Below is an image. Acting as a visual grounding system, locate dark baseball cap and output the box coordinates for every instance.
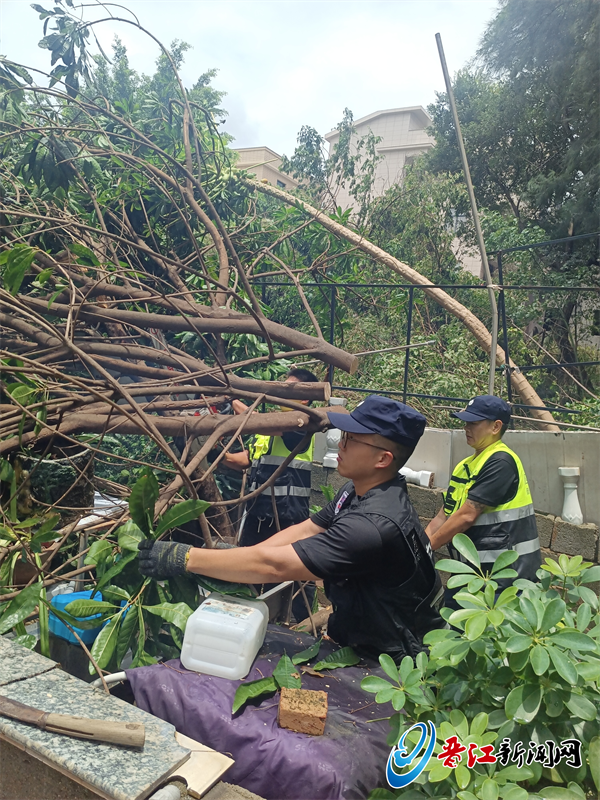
[327,395,427,448]
[453,395,512,424]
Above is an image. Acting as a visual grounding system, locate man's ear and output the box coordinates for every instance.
[375,450,396,470]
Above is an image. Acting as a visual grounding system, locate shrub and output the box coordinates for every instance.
[361,536,600,799]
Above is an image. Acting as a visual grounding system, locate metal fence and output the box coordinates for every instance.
[260,231,600,415]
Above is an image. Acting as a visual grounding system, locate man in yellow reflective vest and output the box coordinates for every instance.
[426,395,541,594]
[223,368,318,618]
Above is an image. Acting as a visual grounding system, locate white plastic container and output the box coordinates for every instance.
[181,593,269,680]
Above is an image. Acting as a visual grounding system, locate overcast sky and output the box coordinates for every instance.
[0,0,498,155]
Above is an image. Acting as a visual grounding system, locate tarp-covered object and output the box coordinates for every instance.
[126,625,393,800]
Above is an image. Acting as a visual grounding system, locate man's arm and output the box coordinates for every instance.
[186,542,318,583]
[222,450,250,471]
[138,518,325,582]
[426,499,486,551]
[425,507,446,539]
[258,518,325,548]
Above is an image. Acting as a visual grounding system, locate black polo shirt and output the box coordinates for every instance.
[293,480,413,585]
[292,476,442,663]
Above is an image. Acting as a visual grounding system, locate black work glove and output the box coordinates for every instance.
[138,540,191,579]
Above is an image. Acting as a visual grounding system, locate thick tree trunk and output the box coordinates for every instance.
[245,178,560,431]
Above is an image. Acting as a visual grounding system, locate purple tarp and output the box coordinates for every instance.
[126,625,393,800]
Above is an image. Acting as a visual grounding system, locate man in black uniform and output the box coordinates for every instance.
[139,396,444,663]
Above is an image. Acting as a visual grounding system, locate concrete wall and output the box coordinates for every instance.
[310,464,599,565]
[404,427,600,529]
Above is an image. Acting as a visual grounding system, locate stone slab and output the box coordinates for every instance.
[407,484,444,519]
[535,513,555,549]
[0,635,57,687]
[551,518,599,561]
[205,783,265,800]
[0,667,190,800]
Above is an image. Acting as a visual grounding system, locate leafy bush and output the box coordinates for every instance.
[361,536,600,799]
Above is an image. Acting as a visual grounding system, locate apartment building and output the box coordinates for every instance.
[234,146,299,191]
[324,106,435,210]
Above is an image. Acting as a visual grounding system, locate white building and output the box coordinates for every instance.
[324,106,435,210]
[234,146,299,192]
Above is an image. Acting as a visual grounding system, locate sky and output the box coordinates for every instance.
[0,0,498,156]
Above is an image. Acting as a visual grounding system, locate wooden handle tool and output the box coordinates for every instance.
[0,695,145,748]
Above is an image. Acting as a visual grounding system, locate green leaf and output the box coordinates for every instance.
[94,550,137,594]
[391,691,406,711]
[427,762,452,782]
[576,659,600,680]
[505,683,542,724]
[67,242,100,266]
[84,539,113,566]
[576,602,592,632]
[481,779,499,800]
[451,533,481,568]
[89,613,121,675]
[506,634,533,652]
[313,646,360,671]
[115,606,137,667]
[488,608,505,626]
[539,789,586,800]
[45,602,113,630]
[546,645,578,684]
[117,520,145,551]
[232,676,277,714]
[273,653,301,689]
[2,245,35,295]
[539,597,566,632]
[455,764,471,790]
[530,644,550,676]
[128,470,159,535]
[543,688,564,717]
[0,583,40,634]
[581,565,600,584]
[155,499,211,537]
[142,602,193,632]
[291,638,322,665]
[589,736,600,790]
[379,653,399,682]
[64,599,118,617]
[14,633,36,650]
[361,675,394,693]
[101,585,131,605]
[491,550,519,573]
[435,559,477,575]
[465,612,488,640]
[550,630,597,651]
[374,686,396,704]
[470,712,489,737]
[565,692,597,721]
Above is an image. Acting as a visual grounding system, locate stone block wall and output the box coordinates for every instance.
[310,465,600,566]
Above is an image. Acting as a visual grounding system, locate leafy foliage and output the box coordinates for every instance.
[361,549,600,798]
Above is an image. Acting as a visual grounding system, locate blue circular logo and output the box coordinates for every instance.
[386,721,436,789]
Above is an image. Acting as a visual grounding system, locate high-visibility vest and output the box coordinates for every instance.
[247,434,314,522]
[444,440,541,584]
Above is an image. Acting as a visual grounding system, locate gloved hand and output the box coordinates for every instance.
[138,540,192,578]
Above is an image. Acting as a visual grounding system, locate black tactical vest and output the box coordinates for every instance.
[325,477,445,664]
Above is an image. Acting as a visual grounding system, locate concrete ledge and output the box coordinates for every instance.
[310,465,600,565]
[551,518,599,562]
[535,514,556,549]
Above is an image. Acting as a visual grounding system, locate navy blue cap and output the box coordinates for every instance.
[453,395,512,424]
[327,395,426,448]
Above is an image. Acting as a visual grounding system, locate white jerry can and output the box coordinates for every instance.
[181,593,269,680]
